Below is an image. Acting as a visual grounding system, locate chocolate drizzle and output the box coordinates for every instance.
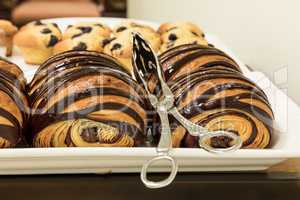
[0,58,28,147]
[158,44,274,149]
[29,51,150,147]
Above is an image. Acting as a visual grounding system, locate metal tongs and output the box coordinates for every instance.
[132,33,242,189]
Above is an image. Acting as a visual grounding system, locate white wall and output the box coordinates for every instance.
[128,0,300,105]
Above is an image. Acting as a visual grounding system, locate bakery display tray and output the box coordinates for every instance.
[0,17,299,174]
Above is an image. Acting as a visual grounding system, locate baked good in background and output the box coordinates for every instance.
[104,28,161,74]
[158,21,205,37]
[160,28,205,44]
[160,34,209,52]
[159,22,208,53]
[113,21,156,36]
[54,22,112,55]
[54,34,105,54]
[0,20,18,57]
[62,22,112,40]
[156,44,273,149]
[28,51,150,147]
[13,20,62,64]
[0,57,29,148]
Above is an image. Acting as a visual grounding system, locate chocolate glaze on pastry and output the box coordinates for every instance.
[156,44,273,149]
[29,51,150,147]
[0,58,29,148]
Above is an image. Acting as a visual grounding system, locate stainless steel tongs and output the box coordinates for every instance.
[132,33,242,189]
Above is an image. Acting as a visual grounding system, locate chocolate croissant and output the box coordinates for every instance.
[158,44,274,149]
[29,51,150,147]
[0,57,28,148]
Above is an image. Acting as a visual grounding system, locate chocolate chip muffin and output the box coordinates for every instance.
[113,21,156,36]
[104,29,161,74]
[158,21,205,37]
[160,27,205,43]
[13,20,62,64]
[54,22,112,55]
[63,22,112,40]
[54,34,106,55]
[0,20,18,57]
[160,36,209,52]
[159,23,208,53]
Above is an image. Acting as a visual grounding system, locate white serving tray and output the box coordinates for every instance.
[0,17,299,175]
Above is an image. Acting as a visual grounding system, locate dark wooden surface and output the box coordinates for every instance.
[0,172,299,200]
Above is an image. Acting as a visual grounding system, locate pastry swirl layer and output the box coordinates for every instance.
[29,51,150,147]
[157,44,274,149]
[0,57,28,147]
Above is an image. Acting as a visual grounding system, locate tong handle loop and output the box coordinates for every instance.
[141,155,178,189]
[169,107,242,153]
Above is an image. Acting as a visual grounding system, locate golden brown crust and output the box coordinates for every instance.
[53,34,105,55]
[104,29,161,73]
[53,22,112,55]
[158,22,208,53]
[0,20,18,35]
[113,21,156,35]
[160,37,208,53]
[30,51,149,147]
[158,44,273,149]
[13,21,62,64]
[158,21,205,37]
[0,20,18,57]
[63,22,112,40]
[0,59,28,148]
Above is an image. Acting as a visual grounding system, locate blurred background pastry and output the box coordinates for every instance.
[160,35,209,52]
[159,22,208,53]
[29,51,150,147]
[62,22,112,40]
[113,20,156,35]
[158,21,205,37]
[0,19,18,57]
[104,25,161,74]
[0,57,29,148]
[54,34,105,55]
[13,20,62,64]
[54,22,112,55]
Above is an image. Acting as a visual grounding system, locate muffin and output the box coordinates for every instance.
[63,22,112,40]
[0,20,18,57]
[160,36,209,52]
[113,21,156,36]
[13,21,62,64]
[53,22,112,55]
[54,34,106,54]
[104,29,161,74]
[160,28,205,43]
[19,20,58,30]
[158,21,205,37]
